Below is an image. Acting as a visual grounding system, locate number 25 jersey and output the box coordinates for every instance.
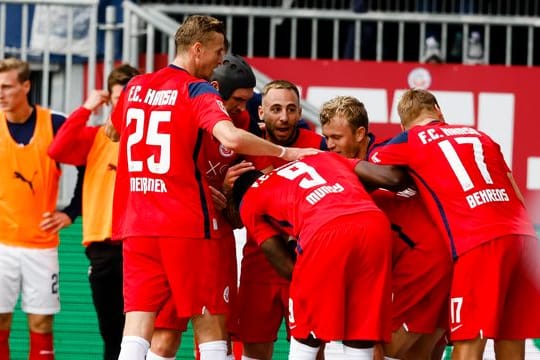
[111,65,231,240]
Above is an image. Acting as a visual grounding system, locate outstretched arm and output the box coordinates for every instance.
[260,235,295,281]
[354,160,410,192]
[212,120,320,162]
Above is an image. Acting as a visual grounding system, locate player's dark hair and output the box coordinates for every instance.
[232,169,264,209]
[107,63,140,94]
[211,54,256,100]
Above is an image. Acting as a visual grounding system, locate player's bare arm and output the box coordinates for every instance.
[354,160,410,192]
[83,89,110,112]
[212,120,320,161]
[260,235,295,281]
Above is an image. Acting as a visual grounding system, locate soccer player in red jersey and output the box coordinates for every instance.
[106,16,318,360]
[148,54,258,360]
[234,80,327,360]
[368,89,540,360]
[231,151,400,360]
[320,96,452,359]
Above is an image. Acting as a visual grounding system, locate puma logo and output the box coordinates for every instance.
[107,163,117,171]
[14,171,37,194]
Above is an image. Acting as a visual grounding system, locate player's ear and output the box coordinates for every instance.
[210,80,219,92]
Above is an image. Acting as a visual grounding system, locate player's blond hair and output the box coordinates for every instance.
[0,58,30,83]
[398,89,440,128]
[261,80,300,105]
[320,96,369,132]
[175,15,226,53]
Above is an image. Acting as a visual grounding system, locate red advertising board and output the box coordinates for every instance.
[248,58,540,224]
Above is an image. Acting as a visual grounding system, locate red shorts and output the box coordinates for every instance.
[123,236,228,318]
[391,226,452,333]
[289,212,393,342]
[236,281,290,343]
[154,298,189,331]
[450,235,540,341]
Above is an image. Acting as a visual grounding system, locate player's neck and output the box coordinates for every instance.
[414,116,443,127]
[4,103,33,124]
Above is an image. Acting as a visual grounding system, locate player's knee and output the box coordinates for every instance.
[150,329,182,357]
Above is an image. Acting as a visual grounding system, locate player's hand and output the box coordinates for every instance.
[281,147,321,162]
[209,186,227,211]
[40,211,72,233]
[82,89,110,112]
[223,161,255,195]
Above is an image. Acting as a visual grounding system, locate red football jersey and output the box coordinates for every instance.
[201,110,251,236]
[241,128,327,284]
[369,122,536,257]
[239,152,381,250]
[111,65,231,239]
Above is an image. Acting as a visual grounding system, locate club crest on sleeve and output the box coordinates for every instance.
[218,144,234,157]
[216,99,229,116]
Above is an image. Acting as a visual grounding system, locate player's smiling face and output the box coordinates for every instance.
[259,88,302,145]
[322,115,364,159]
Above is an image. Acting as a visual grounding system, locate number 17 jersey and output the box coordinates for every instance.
[369,122,536,258]
[111,65,231,240]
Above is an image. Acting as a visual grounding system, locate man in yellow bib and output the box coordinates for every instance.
[0,58,81,360]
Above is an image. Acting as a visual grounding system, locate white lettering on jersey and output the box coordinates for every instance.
[305,183,344,205]
[143,89,178,106]
[130,177,168,193]
[465,188,509,209]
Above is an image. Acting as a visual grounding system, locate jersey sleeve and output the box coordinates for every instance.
[240,198,281,246]
[188,81,231,134]
[48,107,99,165]
[368,132,411,166]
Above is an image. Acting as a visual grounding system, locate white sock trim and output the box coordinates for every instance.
[342,344,374,360]
[118,336,150,360]
[199,340,228,360]
[146,349,176,360]
[289,337,320,360]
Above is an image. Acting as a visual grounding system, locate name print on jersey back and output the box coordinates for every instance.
[370,122,536,256]
[417,127,510,209]
[414,125,511,209]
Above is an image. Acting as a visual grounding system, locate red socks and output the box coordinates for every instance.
[0,329,9,359]
[29,331,54,360]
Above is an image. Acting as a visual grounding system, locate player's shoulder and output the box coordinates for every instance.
[295,127,324,147]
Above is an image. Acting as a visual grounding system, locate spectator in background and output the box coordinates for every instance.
[0,57,81,360]
[48,63,141,360]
